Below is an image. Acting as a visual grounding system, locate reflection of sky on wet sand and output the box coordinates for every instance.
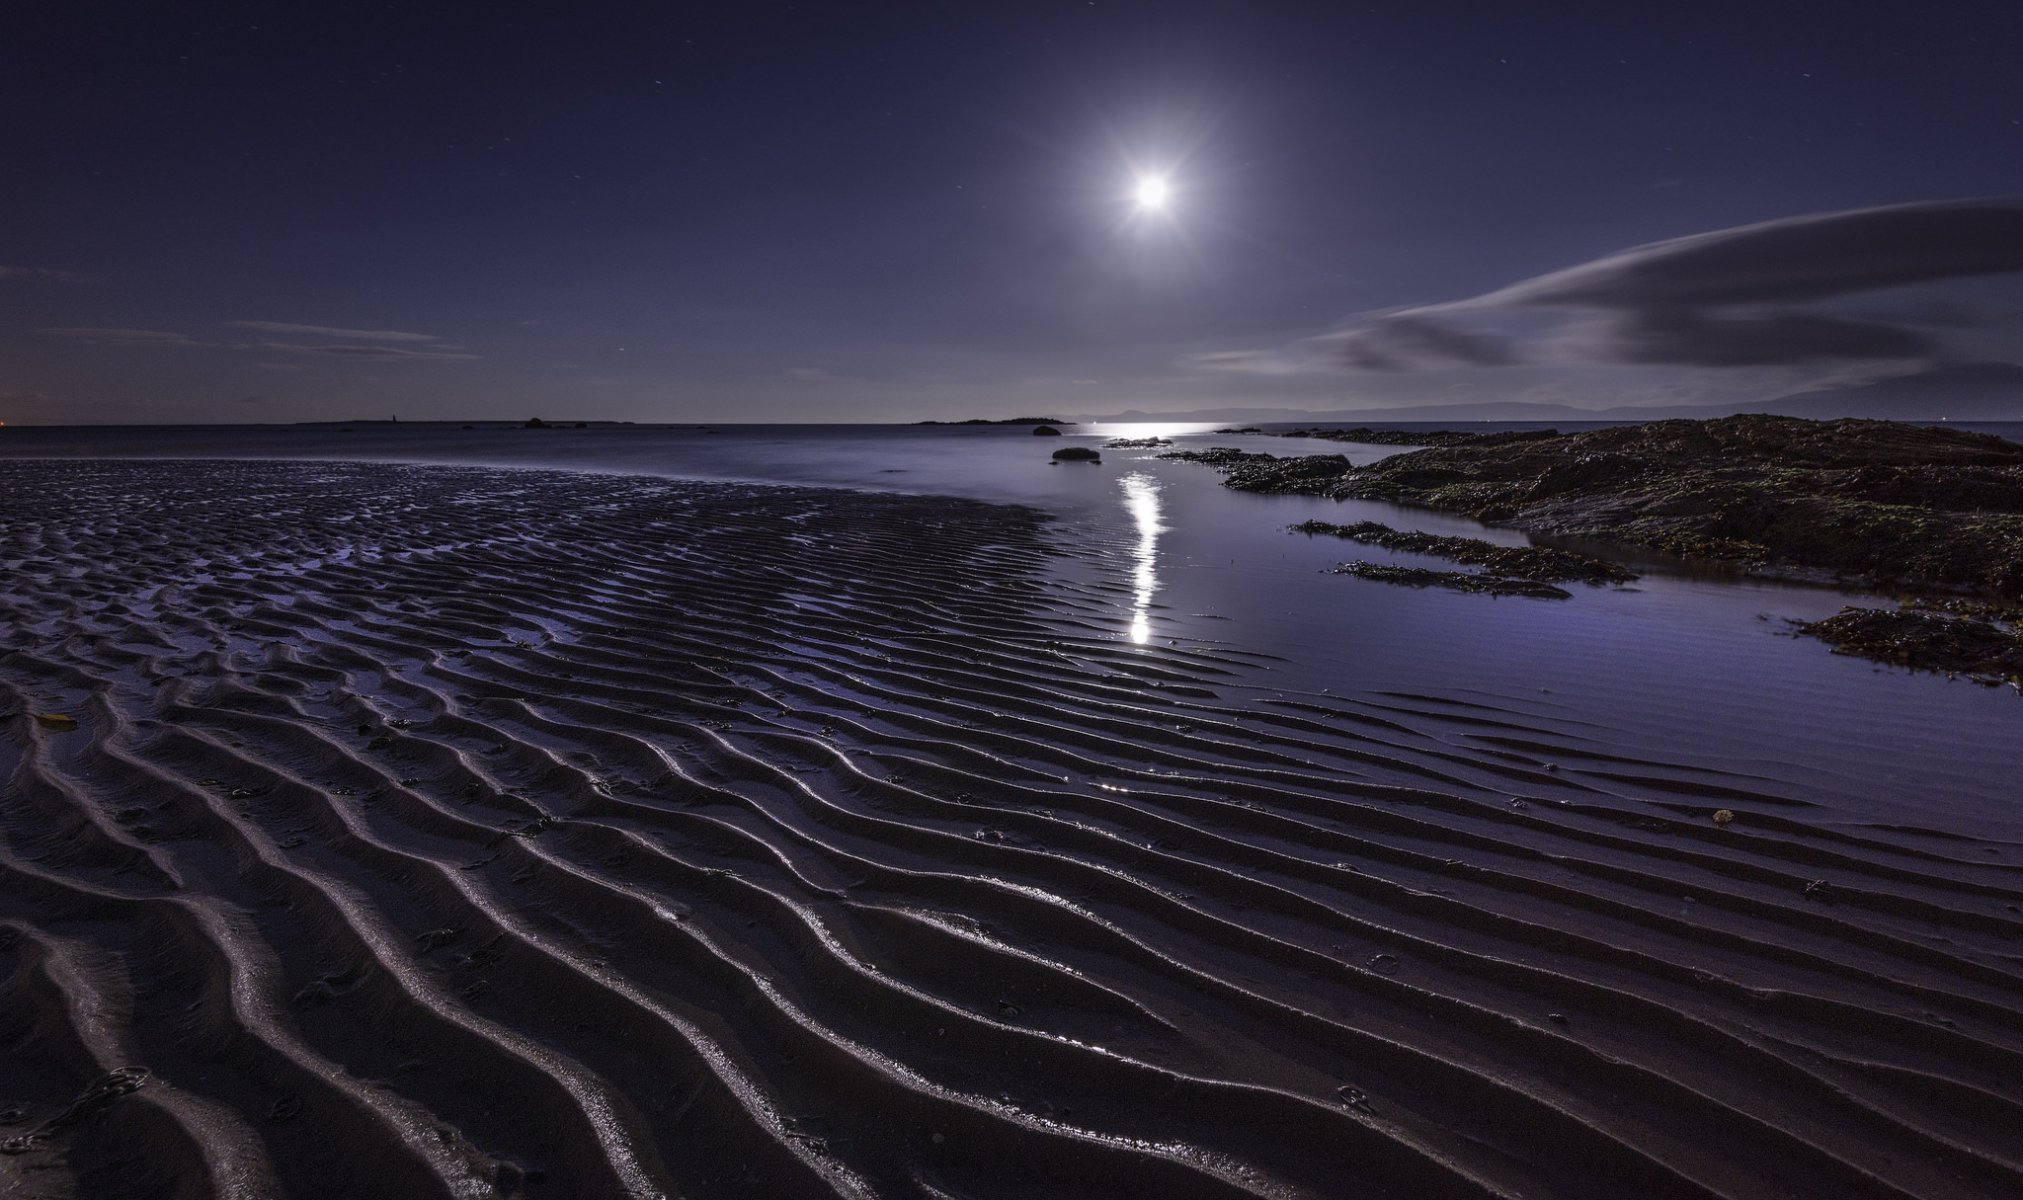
[1119,472,1162,644]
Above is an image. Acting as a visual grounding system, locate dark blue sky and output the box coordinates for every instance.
[5,1,2021,422]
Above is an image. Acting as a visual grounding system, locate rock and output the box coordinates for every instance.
[1194,414,2023,678]
[1319,415,2023,595]
[1796,604,2023,677]
[1032,425,1063,436]
[523,417,548,429]
[1330,563,1574,600]
[1050,447,1101,463]
[1222,454,1353,493]
[1157,447,1276,467]
[1290,519,1636,585]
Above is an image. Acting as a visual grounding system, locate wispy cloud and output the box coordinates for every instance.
[1475,200,2023,311]
[39,323,476,361]
[1313,313,1517,371]
[224,320,444,342]
[39,327,218,348]
[1588,308,1936,367]
[1176,350,1309,376]
[0,265,97,284]
[1211,200,2023,375]
[260,341,476,361]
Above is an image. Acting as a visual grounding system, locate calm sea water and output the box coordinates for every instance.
[5,420,2018,830]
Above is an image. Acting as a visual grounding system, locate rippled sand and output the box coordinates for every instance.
[2,460,2019,1199]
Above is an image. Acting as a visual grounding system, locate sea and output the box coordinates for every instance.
[4,419,2017,833]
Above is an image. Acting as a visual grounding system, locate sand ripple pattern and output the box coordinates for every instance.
[2,460,2020,1199]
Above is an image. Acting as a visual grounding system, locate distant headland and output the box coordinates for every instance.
[912,417,1075,426]
[297,419,638,429]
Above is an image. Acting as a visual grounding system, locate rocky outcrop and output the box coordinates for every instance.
[1310,416,2023,598]
[1291,520,1636,585]
[1222,454,1353,492]
[1328,563,1574,599]
[1194,415,2023,677]
[1157,447,1275,467]
[1798,603,2023,684]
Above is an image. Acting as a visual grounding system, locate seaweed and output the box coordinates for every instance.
[1796,606,2023,681]
[1328,562,1574,599]
[1290,520,1636,584]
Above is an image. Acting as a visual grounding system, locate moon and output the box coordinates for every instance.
[1133,175,1171,212]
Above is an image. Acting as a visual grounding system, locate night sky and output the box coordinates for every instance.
[5,1,2022,424]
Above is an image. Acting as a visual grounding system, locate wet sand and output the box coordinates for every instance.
[2,459,2020,1199]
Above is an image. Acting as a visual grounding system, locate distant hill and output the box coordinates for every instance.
[914,416,1074,426]
[1088,361,2023,425]
[1095,401,1595,424]
[1757,362,2023,421]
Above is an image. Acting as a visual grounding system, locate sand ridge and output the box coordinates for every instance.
[2,460,2020,1198]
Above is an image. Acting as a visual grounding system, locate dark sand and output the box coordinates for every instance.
[2,460,2021,1198]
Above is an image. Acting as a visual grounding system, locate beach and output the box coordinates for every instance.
[3,448,2021,1198]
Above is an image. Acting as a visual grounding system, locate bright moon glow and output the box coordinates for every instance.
[1133,175,1170,211]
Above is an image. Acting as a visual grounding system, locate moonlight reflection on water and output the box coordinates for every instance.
[1120,471,1163,644]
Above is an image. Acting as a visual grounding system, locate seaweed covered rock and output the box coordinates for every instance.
[1291,520,1636,585]
[1311,416,2023,596]
[1798,606,2023,680]
[1157,447,1276,467]
[1221,454,1353,492]
[1329,562,1574,599]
